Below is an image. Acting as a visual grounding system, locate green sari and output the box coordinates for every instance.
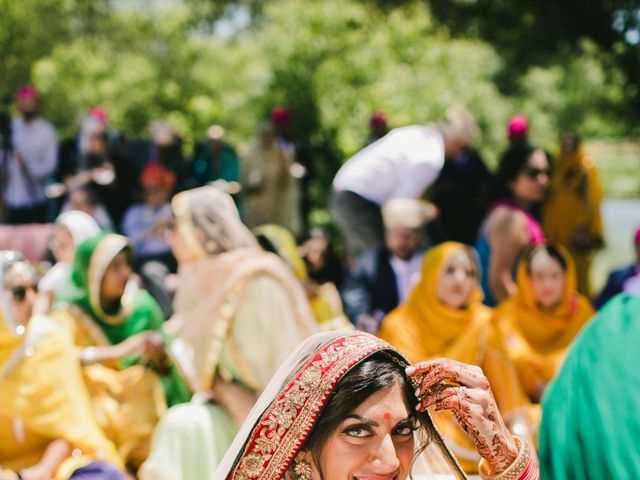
[540,294,640,479]
[54,233,190,406]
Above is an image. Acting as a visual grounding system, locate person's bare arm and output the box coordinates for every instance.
[211,378,258,427]
[487,208,530,303]
[18,439,71,480]
[80,331,151,365]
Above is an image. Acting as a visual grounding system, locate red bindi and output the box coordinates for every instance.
[383,412,391,420]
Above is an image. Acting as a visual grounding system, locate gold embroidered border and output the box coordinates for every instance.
[231,334,400,480]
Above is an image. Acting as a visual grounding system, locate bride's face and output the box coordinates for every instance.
[310,383,416,480]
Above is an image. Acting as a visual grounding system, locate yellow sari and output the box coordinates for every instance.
[543,148,604,295]
[0,311,122,479]
[379,242,531,473]
[495,245,595,403]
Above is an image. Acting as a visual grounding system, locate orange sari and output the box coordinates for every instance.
[380,242,532,473]
[495,245,595,403]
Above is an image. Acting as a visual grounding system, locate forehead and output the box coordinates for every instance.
[351,384,410,420]
[4,262,35,286]
[526,149,549,169]
[443,250,473,270]
[529,250,562,273]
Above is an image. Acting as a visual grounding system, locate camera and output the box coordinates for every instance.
[0,110,12,152]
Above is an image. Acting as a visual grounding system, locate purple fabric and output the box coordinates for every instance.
[69,462,124,480]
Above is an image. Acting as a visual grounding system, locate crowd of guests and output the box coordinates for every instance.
[1,84,639,480]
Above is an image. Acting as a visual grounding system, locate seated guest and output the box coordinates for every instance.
[380,242,533,473]
[341,198,435,333]
[35,210,101,314]
[139,187,317,480]
[0,252,124,480]
[215,331,539,479]
[495,244,594,403]
[51,233,189,471]
[595,226,640,309]
[298,227,345,289]
[121,163,176,319]
[63,186,114,231]
[476,144,549,306]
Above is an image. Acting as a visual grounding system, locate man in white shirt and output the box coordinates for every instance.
[331,106,478,259]
[341,198,435,333]
[1,86,57,224]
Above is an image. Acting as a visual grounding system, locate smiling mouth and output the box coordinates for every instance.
[353,474,399,480]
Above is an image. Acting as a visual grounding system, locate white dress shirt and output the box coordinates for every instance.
[389,252,424,303]
[3,117,57,208]
[333,125,444,205]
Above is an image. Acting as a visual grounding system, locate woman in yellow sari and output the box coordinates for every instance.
[0,253,124,480]
[253,223,351,331]
[379,242,533,474]
[542,131,604,296]
[51,234,187,471]
[494,243,595,404]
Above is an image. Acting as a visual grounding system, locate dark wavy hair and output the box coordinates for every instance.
[300,351,432,479]
[525,244,568,274]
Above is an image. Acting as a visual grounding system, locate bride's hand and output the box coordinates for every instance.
[406,358,519,474]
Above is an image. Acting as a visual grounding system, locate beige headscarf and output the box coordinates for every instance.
[171,186,258,258]
[169,186,316,394]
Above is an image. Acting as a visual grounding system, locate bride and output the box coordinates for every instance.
[215,331,538,479]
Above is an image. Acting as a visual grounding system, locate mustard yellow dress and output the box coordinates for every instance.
[379,242,533,473]
[494,246,595,403]
[0,311,123,479]
[543,148,604,296]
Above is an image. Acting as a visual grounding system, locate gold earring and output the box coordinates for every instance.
[294,460,312,480]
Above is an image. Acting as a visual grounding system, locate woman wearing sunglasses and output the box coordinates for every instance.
[476,143,550,306]
[1,252,125,480]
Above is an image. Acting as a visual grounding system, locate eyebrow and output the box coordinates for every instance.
[344,414,412,427]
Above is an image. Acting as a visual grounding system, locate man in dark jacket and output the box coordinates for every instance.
[341,198,436,332]
[595,226,640,309]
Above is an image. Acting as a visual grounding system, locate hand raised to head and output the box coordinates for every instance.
[406,358,518,474]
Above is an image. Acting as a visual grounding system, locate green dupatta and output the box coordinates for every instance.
[55,233,190,405]
[540,294,640,479]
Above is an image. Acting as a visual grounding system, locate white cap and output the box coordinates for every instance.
[382,199,438,229]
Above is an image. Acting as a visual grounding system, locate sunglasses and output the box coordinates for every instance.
[523,166,550,180]
[7,284,37,302]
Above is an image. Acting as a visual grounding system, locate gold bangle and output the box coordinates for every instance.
[479,437,533,480]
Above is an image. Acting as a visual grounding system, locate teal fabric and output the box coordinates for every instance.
[540,294,640,479]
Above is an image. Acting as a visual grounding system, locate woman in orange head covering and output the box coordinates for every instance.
[495,243,595,404]
[379,242,532,474]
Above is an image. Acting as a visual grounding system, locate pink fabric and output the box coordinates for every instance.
[634,226,640,245]
[16,85,39,99]
[369,112,387,126]
[271,107,293,127]
[90,106,108,124]
[493,200,545,245]
[508,114,528,137]
[0,224,54,261]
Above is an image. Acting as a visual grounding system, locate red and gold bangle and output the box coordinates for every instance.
[478,437,539,480]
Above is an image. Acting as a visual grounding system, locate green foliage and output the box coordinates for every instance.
[2,0,637,213]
